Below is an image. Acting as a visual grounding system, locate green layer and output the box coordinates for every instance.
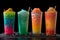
[3,12,15,18]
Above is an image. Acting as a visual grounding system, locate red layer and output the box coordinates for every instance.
[4,25,14,35]
[46,29,56,35]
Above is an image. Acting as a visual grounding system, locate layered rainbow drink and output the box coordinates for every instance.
[31,8,43,34]
[18,9,29,35]
[3,8,15,35]
[45,7,57,36]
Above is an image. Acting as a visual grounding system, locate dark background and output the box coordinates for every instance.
[0,0,60,34]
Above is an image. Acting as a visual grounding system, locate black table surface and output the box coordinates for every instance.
[0,32,60,40]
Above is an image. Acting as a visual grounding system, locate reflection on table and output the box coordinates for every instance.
[3,38,15,40]
[46,37,56,40]
[1,37,60,40]
[17,37,28,40]
[32,37,41,40]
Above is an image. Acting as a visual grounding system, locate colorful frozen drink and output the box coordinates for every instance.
[3,8,15,35]
[31,8,43,34]
[45,7,57,36]
[18,9,29,35]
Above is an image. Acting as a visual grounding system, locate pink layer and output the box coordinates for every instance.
[4,25,14,34]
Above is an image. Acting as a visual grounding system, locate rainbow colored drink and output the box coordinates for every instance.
[45,7,57,36]
[3,8,15,35]
[18,9,29,35]
[31,8,43,34]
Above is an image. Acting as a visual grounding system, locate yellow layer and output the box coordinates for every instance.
[3,8,15,13]
[32,23,41,34]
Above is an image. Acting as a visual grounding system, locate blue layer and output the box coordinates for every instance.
[4,17,15,28]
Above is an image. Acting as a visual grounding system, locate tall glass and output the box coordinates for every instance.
[18,9,29,35]
[31,8,43,34]
[45,7,57,36]
[3,8,15,35]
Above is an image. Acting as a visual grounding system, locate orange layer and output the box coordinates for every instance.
[32,16,42,34]
[32,8,42,13]
[32,24,41,34]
